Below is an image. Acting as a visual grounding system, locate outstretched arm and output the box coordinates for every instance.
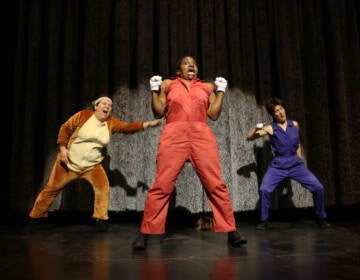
[143,119,164,129]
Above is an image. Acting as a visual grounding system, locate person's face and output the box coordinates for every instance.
[272,105,286,123]
[94,98,112,122]
[176,57,198,80]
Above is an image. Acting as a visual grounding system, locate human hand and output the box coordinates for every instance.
[256,123,264,129]
[149,75,163,91]
[256,123,265,130]
[143,119,165,129]
[59,146,69,164]
[214,77,227,92]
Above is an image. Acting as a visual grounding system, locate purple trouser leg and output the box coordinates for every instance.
[259,163,327,221]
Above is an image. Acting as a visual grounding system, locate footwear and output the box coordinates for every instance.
[28,218,41,224]
[23,218,46,234]
[228,231,247,247]
[132,233,148,250]
[256,220,268,230]
[317,219,331,229]
[95,219,110,232]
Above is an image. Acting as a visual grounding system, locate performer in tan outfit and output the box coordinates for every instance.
[29,96,163,231]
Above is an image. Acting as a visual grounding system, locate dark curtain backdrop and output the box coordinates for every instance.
[4,0,360,215]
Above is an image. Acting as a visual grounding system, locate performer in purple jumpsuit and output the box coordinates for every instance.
[246,97,330,230]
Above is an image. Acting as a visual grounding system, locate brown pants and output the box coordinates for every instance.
[29,154,110,220]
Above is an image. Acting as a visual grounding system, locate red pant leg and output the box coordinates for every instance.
[140,123,190,234]
[189,123,236,232]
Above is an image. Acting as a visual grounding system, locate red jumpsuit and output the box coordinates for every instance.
[140,77,236,234]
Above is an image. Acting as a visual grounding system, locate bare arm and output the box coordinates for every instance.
[246,124,273,141]
[296,144,303,158]
[207,82,224,121]
[143,119,164,129]
[151,79,170,119]
[293,120,302,158]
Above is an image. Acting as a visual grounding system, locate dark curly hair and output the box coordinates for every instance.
[265,97,284,116]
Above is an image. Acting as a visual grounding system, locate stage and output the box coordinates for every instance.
[1,208,359,280]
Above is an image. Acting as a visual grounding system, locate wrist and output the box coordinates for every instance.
[150,86,160,91]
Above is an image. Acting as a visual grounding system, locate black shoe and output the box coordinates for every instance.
[256,220,268,230]
[28,218,40,224]
[228,231,247,247]
[132,233,148,250]
[23,218,45,234]
[95,219,110,232]
[317,219,331,229]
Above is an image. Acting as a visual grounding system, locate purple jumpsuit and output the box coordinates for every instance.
[140,77,237,234]
[259,120,327,221]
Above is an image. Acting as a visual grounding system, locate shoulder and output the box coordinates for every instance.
[206,81,215,91]
[107,115,120,124]
[263,124,273,135]
[69,110,93,120]
[198,79,214,92]
[80,109,93,115]
[107,115,125,129]
[292,120,299,128]
[161,78,172,93]
[162,79,172,87]
[62,110,93,128]
[77,110,93,120]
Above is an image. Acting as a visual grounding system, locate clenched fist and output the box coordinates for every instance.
[214,77,227,92]
[149,75,162,91]
[256,123,265,130]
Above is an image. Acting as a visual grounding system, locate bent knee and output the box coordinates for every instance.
[259,188,273,197]
[313,185,325,193]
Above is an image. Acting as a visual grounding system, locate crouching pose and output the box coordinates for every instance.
[29,96,163,232]
[246,97,330,230]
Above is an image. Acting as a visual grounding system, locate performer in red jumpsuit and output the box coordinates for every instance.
[132,56,247,250]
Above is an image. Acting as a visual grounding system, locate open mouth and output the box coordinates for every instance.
[188,68,195,75]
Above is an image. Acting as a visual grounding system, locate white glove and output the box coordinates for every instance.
[214,77,227,92]
[256,123,265,129]
[149,75,162,91]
